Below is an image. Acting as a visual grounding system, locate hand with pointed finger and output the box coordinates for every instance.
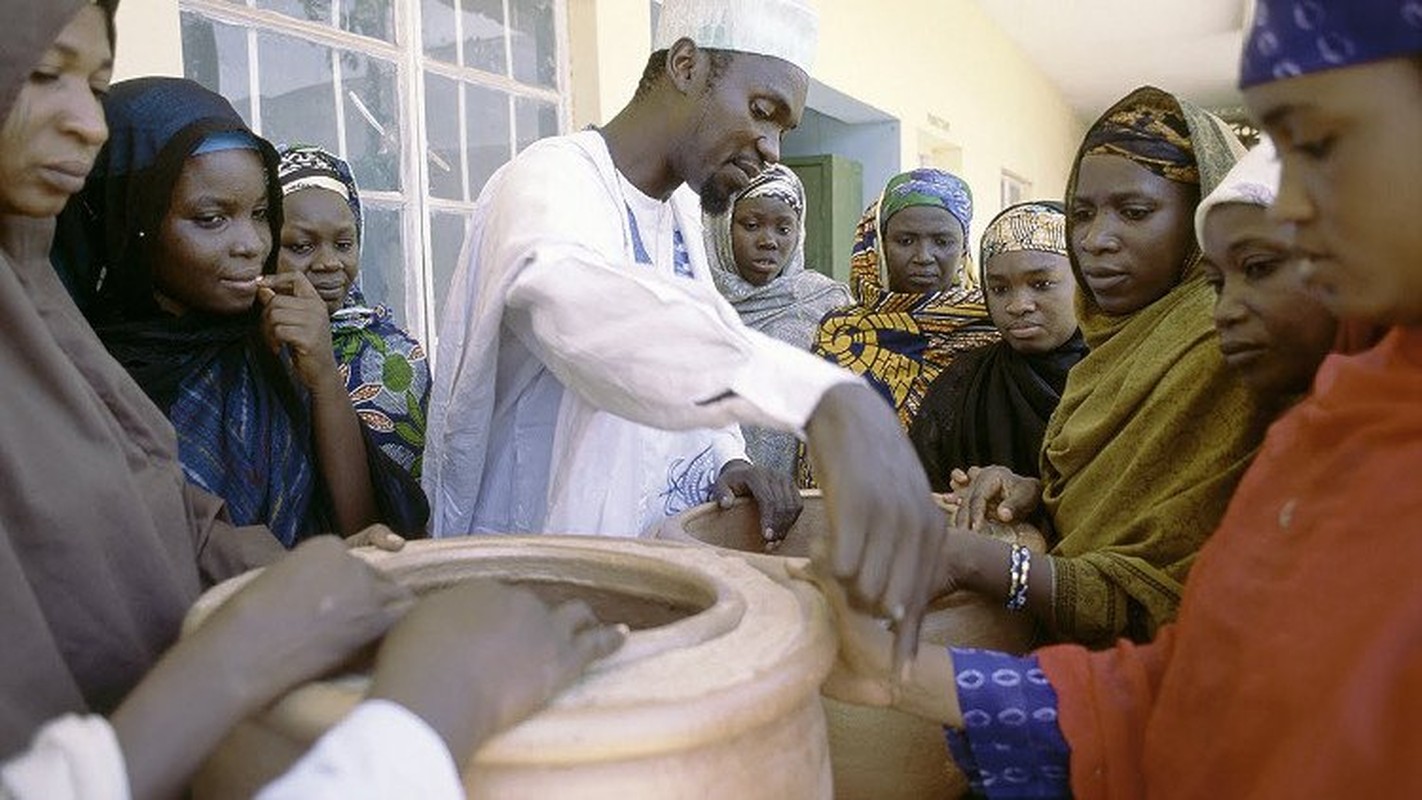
[950,465,1041,530]
[368,579,626,762]
[256,271,341,393]
[803,382,946,675]
[713,458,803,548]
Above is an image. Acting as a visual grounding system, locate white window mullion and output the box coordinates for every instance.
[407,1,438,345]
[331,49,348,159]
[246,26,262,131]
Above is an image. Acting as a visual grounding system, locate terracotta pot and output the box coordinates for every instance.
[184,536,837,799]
[651,491,1046,800]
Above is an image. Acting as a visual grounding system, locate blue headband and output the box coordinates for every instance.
[192,130,261,156]
[1240,0,1422,88]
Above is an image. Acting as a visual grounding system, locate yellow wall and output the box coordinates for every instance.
[113,0,184,81]
[573,0,1086,223]
[569,0,655,130]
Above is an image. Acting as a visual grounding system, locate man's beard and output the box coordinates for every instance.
[699,174,734,216]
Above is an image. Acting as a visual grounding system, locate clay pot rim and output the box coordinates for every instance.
[185,536,837,764]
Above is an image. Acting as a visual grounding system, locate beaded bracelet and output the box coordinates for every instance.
[1006,544,1031,611]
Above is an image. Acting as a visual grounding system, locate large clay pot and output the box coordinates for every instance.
[184,536,837,799]
[652,491,1046,800]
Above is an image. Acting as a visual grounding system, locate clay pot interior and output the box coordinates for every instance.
[388,555,714,631]
[186,544,745,674]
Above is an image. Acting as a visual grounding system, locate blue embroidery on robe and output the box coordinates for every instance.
[672,227,693,278]
[662,444,718,516]
[625,202,694,279]
[626,203,653,265]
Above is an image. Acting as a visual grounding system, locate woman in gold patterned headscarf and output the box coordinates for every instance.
[951,86,1271,647]
[910,201,1086,490]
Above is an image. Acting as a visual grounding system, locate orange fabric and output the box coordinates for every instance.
[1038,325,1422,798]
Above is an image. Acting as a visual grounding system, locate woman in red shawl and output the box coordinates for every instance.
[813,3,1422,797]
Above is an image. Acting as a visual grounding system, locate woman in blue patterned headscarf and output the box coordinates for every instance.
[801,168,998,486]
[63,77,427,546]
[277,145,432,479]
[810,168,998,432]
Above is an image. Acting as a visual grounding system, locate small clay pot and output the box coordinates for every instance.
[184,536,837,799]
[652,491,1047,800]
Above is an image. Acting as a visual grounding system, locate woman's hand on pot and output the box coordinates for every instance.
[951,465,1041,530]
[369,579,626,762]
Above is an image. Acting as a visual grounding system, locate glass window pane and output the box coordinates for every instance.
[465,84,510,198]
[257,32,338,150]
[340,0,395,43]
[429,211,470,325]
[255,0,333,25]
[510,0,557,88]
[341,53,401,192]
[423,72,463,201]
[514,95,558,152]
[462,0,507,74]
[181,13,253,128]
[421,0,459,62]
[358,203,408,326]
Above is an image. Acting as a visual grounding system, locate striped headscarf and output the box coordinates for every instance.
[1081,91,1200,184]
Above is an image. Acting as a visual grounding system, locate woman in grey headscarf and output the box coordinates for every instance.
[705,164,850,476]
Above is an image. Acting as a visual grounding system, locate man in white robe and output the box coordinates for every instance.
[426,2,947,649]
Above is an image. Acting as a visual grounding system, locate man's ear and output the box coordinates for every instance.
[666,37,704,95]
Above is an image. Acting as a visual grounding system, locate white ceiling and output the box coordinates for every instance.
[973,0,1254,121]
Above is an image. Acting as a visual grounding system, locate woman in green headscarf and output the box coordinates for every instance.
[949,86,1270,647]
[803,169,999,486]
[813,169,1000,429]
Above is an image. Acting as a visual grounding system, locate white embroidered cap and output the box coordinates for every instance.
[653,0,820,75]
[1194,136,1280,249]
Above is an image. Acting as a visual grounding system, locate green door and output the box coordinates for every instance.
[784,155,863,285]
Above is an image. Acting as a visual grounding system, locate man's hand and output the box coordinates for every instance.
[803,382,946,674]
[713,459,803,547]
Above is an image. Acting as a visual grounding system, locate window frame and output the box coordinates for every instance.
[178,0,571,347]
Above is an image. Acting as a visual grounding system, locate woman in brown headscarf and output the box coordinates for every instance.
[948,87,1270,647]
[0,1,420,792]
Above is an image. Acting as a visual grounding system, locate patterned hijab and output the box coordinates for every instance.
[811,168,997,431]
[277,145,362,241]
[705,164,850,346]
[910,200,1085,487]
[978,200,1069,282]
[276,144,383,326]
[1240,0,1422,88]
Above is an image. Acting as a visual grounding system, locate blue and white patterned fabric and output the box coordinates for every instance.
[1240,0,1422,88]
[944,648,1071,799]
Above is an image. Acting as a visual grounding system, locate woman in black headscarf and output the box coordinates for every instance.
[910,201,1086,490]
[57,77,427,545]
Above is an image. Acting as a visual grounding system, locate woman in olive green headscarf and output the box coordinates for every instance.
[950,86,1270,647]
